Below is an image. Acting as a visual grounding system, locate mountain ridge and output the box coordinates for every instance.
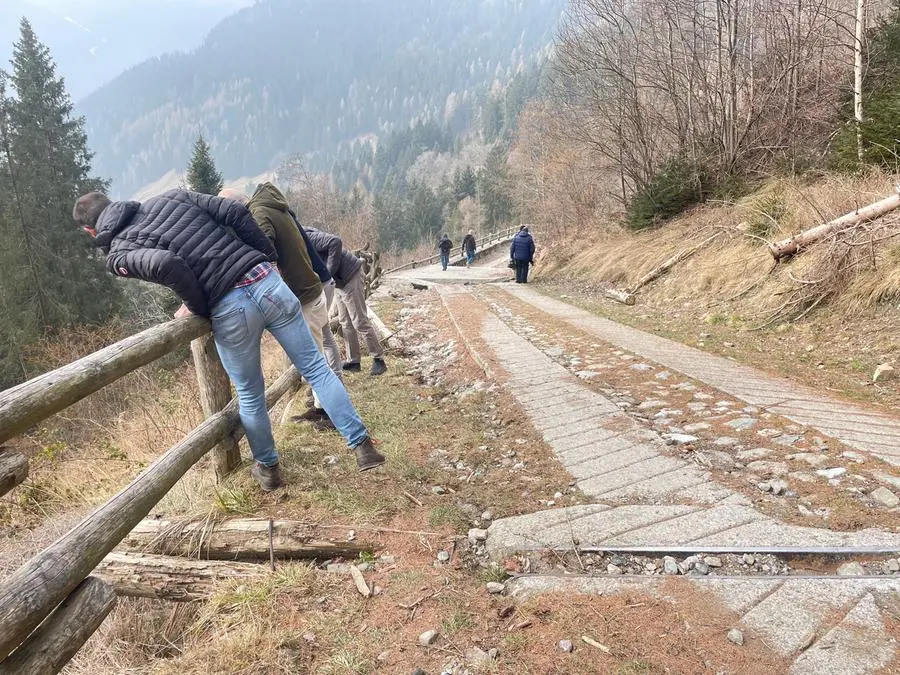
[76,0,566,196]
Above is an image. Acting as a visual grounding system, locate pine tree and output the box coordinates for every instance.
[185,134,224,195]
[477,145,515,229]
[453,166,477,201]
[0,19,118,387]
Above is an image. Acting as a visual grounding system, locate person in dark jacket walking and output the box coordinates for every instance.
[305,225,387,376]
[461,230,477,267]
[72,189,386,491]
[510,226,536,284]
[438,233,453,271]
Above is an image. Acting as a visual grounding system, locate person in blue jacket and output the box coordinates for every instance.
[510,226,535,283]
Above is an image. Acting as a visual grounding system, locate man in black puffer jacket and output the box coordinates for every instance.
[305,225,387,377]
[73,190,386,490]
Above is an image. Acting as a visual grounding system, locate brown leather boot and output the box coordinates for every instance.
[251,462,284,492]
[353,438,386,471]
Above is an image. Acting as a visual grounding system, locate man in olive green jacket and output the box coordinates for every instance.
[221,183,342,418]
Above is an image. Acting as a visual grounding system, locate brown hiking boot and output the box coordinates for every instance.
[292,407,337,431]
[353,438,386,472]
[292,407,328,423]
[251,462,284,492]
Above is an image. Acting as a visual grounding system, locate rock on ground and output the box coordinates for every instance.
[419,630,439,647]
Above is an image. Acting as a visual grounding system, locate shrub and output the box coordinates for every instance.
[625,155,709,230]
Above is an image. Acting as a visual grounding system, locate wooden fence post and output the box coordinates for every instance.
[190,335,241,480]
[0,450,27,498]
[0,577,116,675]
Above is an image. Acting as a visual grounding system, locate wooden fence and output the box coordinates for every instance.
[383,225,520,275]
[0,317,301,672]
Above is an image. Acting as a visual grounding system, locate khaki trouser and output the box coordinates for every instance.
[301,290,340,409]
[320,280,342,376]
[336,269,383,363]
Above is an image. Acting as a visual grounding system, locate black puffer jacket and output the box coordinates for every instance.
[304,226,362,289]
[94,189,277,317]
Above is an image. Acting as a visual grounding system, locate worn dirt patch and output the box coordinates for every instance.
[498,581,787,674]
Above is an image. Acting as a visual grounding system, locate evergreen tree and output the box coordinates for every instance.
[833,4,900,169]
[0,19,119,387]
[477,145,515,228]
[453,166,477,201]
[482,95,505,142]
[185,134,224,195]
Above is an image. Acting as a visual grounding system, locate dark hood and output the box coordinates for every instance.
[94,200,140,251]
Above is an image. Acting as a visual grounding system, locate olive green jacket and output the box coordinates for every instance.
[246,182,322,305]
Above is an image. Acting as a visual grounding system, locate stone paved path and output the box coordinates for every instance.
[502,285,900,467]
[449,298,899,557]
[423,281,900,673]
[391,248,514,285]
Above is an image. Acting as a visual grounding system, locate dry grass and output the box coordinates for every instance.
[537,170,900,319]
[494,583,787,674]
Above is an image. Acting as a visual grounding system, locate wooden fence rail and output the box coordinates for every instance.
[0,303,307,671]
[0,240,407,671]
[0,365,299,663]
[0,316,209,446]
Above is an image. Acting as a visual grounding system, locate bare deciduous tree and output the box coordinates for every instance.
[553,0,863,202]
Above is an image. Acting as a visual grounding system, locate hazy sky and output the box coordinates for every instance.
[2,0,256,99]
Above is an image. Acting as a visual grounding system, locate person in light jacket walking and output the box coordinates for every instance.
[510,226,535,284]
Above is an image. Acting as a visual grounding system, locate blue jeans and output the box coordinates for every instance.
[211,271,369,467]
[440,253,449,270]
[466,251,475,264]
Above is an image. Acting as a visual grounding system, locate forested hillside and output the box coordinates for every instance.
[78,0,566,196]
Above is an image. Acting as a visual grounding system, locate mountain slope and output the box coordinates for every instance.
[0,0,253,100]
[77,0,566,196]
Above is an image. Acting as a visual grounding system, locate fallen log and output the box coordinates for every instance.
[628,232,723,293]
[604,289,636,305]
[769,191,900,260]
[123,518,370,561]
[603,232,724,306]
[0,450,27,498]
[0,577,116,675]
[94,552,265,601]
